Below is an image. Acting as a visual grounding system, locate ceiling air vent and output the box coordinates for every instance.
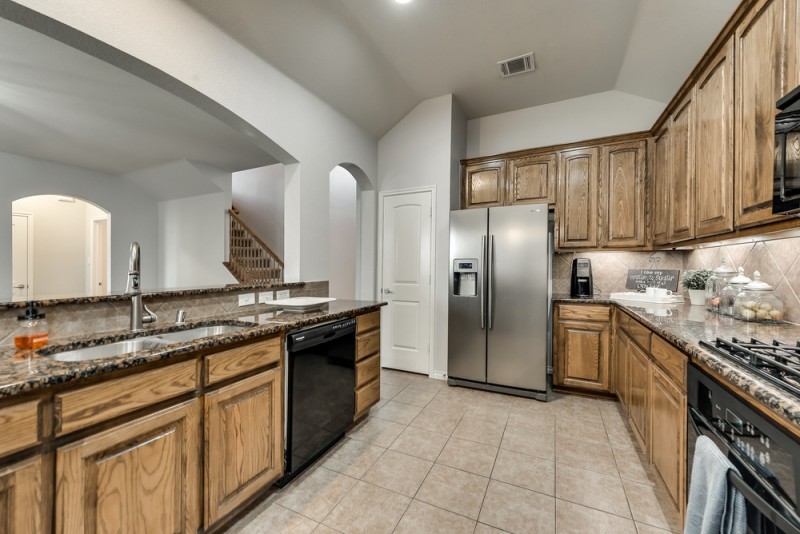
[498,53,535,78]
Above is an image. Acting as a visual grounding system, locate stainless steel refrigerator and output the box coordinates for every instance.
[447,204,552,400]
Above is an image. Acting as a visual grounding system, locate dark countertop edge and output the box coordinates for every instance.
[0,301,385,400]
[0,281,308,310]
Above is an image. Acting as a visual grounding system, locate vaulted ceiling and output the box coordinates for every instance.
[185,0,740,138]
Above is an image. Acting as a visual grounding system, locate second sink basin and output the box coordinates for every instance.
[152,325,248,344]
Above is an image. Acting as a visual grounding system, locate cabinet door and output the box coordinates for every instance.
[614,328,630,409]
[508,153,557,205]
[735,0,795,227]
[555,319,610,392]
[669,94,696,242]
[627,342,650,447]
[650,365,687,513]
[695,37,735,238]
[463,160,506,208]
[205,368,283,527]
[653,126,671,245]
[56,399,200,534]
[558,147,599,248]
[0,455,46,534]
[600,140,646,248]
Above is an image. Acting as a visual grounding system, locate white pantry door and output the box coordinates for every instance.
[380,191,432,375]
[11,214,31,301]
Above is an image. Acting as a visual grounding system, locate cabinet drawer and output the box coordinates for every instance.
[206,335,281,385]
[618,312,652,352]
[55,360,197,436]
[356,330,380,362]
[558,304,610,322]
[355,379,380,418]
[650,336,687,391]
[356,354,380,388]
[356,311,380,334]
[0,399,41,456]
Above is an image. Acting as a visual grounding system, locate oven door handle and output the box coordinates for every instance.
[689,407,800,532]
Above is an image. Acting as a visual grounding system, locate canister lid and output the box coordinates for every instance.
[727,267,752,285]
[744,271,773,291]
[712,258,737,276]
[17,303,45,320]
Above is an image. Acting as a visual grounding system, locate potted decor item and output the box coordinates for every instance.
[681,269,713,306]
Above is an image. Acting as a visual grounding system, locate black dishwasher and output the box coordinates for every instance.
[278,318,356,485]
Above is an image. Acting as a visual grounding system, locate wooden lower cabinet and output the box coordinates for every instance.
[204,368,283,528]
[554,310,611,393]
[650,364,687,515]
[627,341,650,445]
[0,454,47,534]
[55,399,201,534]
[614,328,630,408]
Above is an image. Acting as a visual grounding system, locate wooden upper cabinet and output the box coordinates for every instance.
[508,153,557,205]
[558,147,599,248]
[669,94,696,242]
[463,160,506,208]
[735,0,795,228]
[55,399,201,534]
[695,37,735,238]
[653,126,671,245]
[599,140,646,247]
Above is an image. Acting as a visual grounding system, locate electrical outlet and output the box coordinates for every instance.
[238,293,255,307]
[258,291,274,304]
[276,290,291,299]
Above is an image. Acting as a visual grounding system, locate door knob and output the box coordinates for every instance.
[382,288,394,294]
[13,284,25,289]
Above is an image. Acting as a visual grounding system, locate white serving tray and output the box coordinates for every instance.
[610,292,684,304]
[267,297,336,312]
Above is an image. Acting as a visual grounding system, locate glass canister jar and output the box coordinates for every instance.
[13,304,48,351]
[705,258,737,312]
[720,267,751,316]
[733,271,785,323]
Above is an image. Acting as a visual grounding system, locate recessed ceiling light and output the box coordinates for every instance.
[394,0,413,4]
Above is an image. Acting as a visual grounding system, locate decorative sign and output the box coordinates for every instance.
[625,269,680,292]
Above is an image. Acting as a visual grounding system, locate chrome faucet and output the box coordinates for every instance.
[125,242,157,330]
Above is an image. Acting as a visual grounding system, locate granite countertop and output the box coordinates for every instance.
[0,299,385,399]
[553,293,800,430]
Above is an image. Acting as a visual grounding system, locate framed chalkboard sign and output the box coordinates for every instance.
[625,269,680,292]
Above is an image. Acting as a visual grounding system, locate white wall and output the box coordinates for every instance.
[466,90,664,158]
[158,192,236,289]
[232,164,285,257]
[0,151,159,296]
[379,94,463,378]
[14,0,379,292]
[328,166,357,299]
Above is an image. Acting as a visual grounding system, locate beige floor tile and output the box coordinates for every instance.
[404,374,449,392]
[437,436,498,477]
[554,402,602,423]
[451,414,507,447]
[426,395,470,416]
[491,448,555,496]
[507,410,556,434]
[415,464,489,520]
[478,480,556,534]
[380,371,414,387]
[362,450,432,497]
[321,438,385,478]
[372,400,423,425]
[512,395,556,414]
[380,382,404,400]
[635,522,679,533]
[555,436,618,476]
[555,464,631,518]
[409,407,463,435]
[323,481,410,534]
[232,503,318,534]
[389,425,449,461]
[623,480,682,532]
[607,426,643,452]
[394,500,476,534]
[276,467,357,522]
[365,398,388,416]
[474,524,509,534]
[392,387,438,407]
[465,402,511,424]
[613,447,659,485]
[312,525,342,534]
[556,499,637,533]
[556,417,609,445]
[347,417,405,448]
[501,424,555,461]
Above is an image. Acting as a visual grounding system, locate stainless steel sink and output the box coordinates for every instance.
[47,325,249,362]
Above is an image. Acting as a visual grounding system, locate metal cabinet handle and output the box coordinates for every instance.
[480,235,486,329]
[488,235,494,330]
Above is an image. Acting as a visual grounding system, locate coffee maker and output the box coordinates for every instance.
[570,258,593,298]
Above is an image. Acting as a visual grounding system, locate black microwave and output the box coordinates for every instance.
[773,84,800,214]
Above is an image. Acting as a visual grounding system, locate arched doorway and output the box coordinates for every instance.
[11,195,110,300]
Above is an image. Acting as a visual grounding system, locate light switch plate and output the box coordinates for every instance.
[258,291,274,304]
[276,290,291,299]
[238,293,256,307]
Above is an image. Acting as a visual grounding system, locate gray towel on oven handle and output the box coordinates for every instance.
[684,435,746,534]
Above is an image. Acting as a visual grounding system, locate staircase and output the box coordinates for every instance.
[224,209,284,284]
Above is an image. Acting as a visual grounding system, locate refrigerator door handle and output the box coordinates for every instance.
[480,235,486,329]
[488,235,494,330]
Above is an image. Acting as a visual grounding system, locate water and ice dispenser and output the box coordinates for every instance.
[453,259,478,297]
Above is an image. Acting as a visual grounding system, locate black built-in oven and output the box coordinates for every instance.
[687,364,800,533]
[773,85,800,215]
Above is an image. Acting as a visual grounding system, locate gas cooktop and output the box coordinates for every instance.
[700,337,800,397]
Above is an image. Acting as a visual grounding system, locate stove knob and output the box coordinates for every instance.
[765,437,770,449]
[766,452,771,464]
[759,452,766,465]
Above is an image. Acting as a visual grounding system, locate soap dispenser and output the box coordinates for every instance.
[14,303,49,351]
